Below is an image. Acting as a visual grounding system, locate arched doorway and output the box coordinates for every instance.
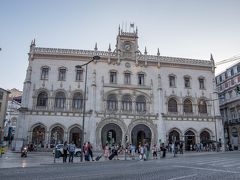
[32,124,46,147]
[69,127,81,148]
[131,124,151,147]
[184,130,195,151]
[168,130,180,144]
[50,126,64,146]
[200,131,210,143]
[101,123,122,147]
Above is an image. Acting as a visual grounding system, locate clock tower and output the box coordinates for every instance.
[116,24,139,60]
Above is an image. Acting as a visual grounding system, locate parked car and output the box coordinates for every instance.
[54,144,81,157]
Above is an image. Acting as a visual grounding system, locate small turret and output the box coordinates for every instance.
[108,44,111,64]
[210,53,215,73]
[157,48,160,68]
[94,43,98,51]
[157,48,160,56]
[30,39,36,48]
[118,25,120,35]
[144,47,147,55]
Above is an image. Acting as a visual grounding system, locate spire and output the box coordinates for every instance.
[144,46,147,55]
[30,38,36,48]
[118,25,120,35]
[108,44,111,51]
[94,43,98,51]
[210,53,215,73]
[157,48,160,56]
[210,53,214,61]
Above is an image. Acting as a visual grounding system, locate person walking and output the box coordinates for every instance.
[88,142,94,161]
[179,142,183,154]
[103,143,110,160]
[152,144,157,159]
[63,141,68,163]
[161,143,166,158]
[145,142,150,161]
[68,141,76,163]
[130,144,136,160]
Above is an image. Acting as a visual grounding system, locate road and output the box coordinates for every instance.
[0,151,240,179]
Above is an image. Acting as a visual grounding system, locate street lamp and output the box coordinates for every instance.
[80,55,100,162]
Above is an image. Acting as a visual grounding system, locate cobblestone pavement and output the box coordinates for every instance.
[0,151,240,179]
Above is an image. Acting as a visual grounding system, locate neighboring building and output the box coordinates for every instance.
[216,62,240,150]
[4,100,21,143]
[8,88,22,104]
[0,88,10,142]
[14,25,224,151]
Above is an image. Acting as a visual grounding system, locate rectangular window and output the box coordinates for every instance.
[76,69,83,81]
[225,82,228,88]
[237,65,240,73]
[169,76,175,87]
[219,76,222,82]
[110,72,117,83]
[58,68,66,81]
[225,72,228,79]
[0,92,3,100]
[199,78,205,89]
[231,69,234,76]
[0,102,1,112]
[231,79,235,86]
[41,67,49,80]
[124,73,131,84]
[184,77,190,88]
[238,76,240,82]
[138,74,145,85]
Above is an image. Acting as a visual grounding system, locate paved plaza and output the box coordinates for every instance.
[0,150,240,179]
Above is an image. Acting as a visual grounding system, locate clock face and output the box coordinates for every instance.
[124,44,131,51]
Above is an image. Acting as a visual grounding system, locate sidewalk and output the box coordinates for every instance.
[0,149,234,169]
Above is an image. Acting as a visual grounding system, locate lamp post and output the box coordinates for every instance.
[80,55,100,162]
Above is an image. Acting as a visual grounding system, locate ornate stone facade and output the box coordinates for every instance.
[14,25,224,151]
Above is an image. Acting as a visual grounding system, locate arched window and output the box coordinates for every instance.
[198,99,207,113]
[200,131,210,143]
[72,92,83,110]
[136,95,146,113]
[107,94,118,111]
[183,99,192,113]
[122,94,132,112]
[55,92,66,109]
[168,98,177,113]
[37,92,48,107]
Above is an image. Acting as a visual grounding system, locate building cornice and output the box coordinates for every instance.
[32,47,212,68]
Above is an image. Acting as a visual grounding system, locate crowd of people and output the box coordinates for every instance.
[60,140,227,163]
[103,142,167,161]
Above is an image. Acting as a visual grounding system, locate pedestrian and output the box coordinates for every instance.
[179,143,183,154]
[161,143,166,158]
[139,144,145,161]
[68,141,76,163]
[63,141,68,163]
[152,144,157,159]
[130,144,136,160]
[84,142,90,161]
[103,143,110,160]
[88,142,94,161]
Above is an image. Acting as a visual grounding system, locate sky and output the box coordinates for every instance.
[1,0,240,91]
